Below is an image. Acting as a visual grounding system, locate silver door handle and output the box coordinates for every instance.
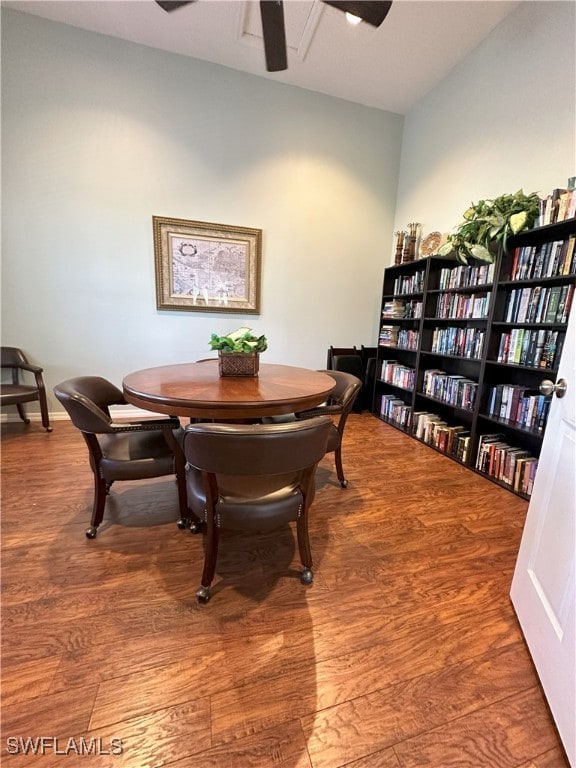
[539,378,568,398]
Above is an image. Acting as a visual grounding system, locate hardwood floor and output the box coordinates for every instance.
[1,415,569,768]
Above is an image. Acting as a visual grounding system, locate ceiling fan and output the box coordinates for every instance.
[155,0,393,72]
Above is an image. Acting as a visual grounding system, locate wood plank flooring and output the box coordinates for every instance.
[1,415,570,767]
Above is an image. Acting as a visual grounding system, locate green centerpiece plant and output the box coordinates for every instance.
[438,190,541,264]
[208,327,268,354]
[209,327,267,377]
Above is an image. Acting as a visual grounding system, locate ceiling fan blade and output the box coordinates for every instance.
[155,1,195,11]
[259,1,288,73]
[322,0,392,27]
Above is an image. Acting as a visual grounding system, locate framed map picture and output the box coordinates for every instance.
[153,216,262,314]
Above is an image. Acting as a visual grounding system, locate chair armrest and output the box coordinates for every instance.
[109,417,181,433]
[297,404,342,419]
[0,362,44,374]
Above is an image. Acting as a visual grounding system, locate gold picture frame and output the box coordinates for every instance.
[153,216,262,314]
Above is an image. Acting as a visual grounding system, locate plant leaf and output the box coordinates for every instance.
[468,243,493,262]
[437,242,455,257]
[509,211,528,234]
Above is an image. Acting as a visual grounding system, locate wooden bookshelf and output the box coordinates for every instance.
[372,219,576,498]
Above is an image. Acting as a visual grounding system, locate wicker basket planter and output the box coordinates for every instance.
[218,350,260,377]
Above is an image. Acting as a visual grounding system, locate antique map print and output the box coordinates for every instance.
[170,235,248,307]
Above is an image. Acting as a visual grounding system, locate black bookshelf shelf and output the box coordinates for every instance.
[416,391,475,415]
[372,218,576,499]
[477,412,545,440]
[378,380,413,394]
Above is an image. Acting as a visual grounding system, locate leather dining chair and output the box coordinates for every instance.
[54,376,192,538]
[184,416,332,603]
[1,347,52,431]
[294,370,362,488]
[263,370,362,489]
[331,354,365,412]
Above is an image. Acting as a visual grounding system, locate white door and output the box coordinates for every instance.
[511,303,576,766]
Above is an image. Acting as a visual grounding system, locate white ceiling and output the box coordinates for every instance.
[2,0,521,114]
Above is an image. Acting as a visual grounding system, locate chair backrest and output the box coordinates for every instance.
[331,354,365,383]
[53,376,125,433]
[321,369,362,413]
[1,347,28,385]
[184,417,332,476]
[327,345,359,369]
[1,347,29,368]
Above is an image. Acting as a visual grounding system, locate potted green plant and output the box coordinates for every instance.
[437,190,541,264]
[208,327,268,377]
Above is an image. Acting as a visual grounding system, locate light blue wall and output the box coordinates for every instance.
[394,1,575,248]
[3,3,574,420]
[1,8,403,414]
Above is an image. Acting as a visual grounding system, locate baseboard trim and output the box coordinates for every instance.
[1,406,168,425]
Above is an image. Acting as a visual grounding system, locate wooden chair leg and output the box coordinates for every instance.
[334,444,348,488]
[16,403,30,424]
[86,474,108,539]
[38,390,52,432]
[296,513,313,585]
[197,512,219,603]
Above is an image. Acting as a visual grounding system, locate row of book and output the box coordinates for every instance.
[380,360,415,390]
[496,328,562,369]
[485,383,551,433]
[379,325,399,345]
[504,283,573,325]
[379,394,411,428]
[392,269,425,296]
[435,291,491,320]
[537,185,576,226]
[381,299,423,319]
[413,412,471,462]
[509,236,575,281]
[476,433,537,496]
[438,262,495,290]
[430,326,484,359]
[379,326,420,350]
[422,369,478,411]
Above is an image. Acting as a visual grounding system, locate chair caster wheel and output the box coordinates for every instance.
[85,527,98,539]
[177,517,189,530]
[340,479,348,489]
[300,568,313,585]
[46,426,53,433]
[196,586,211,603]
[189,521,203,535]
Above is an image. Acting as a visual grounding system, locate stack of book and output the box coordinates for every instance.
[404,299,423,319]
[537,184,576,226]
[438,263,495,289]
[379,325,399,346]
[436,292,491,319]
[430,326,484,359]
[476,433,538,495]
[422,369,478,410]
[380,360,415,390]
[486,384,551,432]
[393,269,425,295]
[382,299,406,319]
[510,235,575,280]
[497,328,563,369]
[504,284,573,325]
[397,328,420,350]
[379,394,411,428]
[413,411,470,461]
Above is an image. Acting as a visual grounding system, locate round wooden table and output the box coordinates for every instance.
[123,361,335,420]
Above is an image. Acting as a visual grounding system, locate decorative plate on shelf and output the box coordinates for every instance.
[420,231,443,257]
